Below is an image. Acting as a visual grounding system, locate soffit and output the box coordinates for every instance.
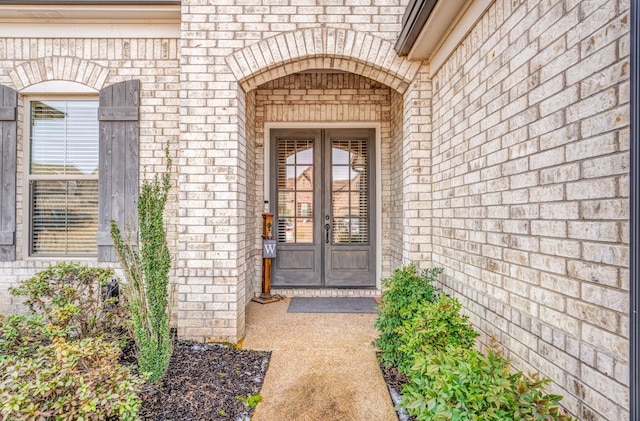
[406,0,469,61]
[395,0,495,74]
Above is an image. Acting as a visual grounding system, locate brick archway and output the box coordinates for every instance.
[9,57,109,91]
[226,27,422,92]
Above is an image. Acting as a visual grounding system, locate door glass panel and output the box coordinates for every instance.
[278,192,295,216]
[332,192,350,217]
[277,166,291,190]
[296,165,313,189]
[277,138,314,243]
[332,217,351,243]
[296,219,313,242]
[350,171,366,190]
[332,166,351,181]
[332,142,351,165]
[296,197,313,217]
[331,138,368,244]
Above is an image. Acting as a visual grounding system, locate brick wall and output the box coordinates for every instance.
[401,68,433,264]
[177,0,419,341]
[244,90,259,307]
[0,37,181,315]
[388,90,404,272]
[430,0,629,419]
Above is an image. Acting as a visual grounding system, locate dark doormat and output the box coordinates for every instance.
[287,297,379,314]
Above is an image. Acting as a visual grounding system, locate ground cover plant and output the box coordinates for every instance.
[1,264,142,421]
[1,263,271,421]
[376,264,577,421]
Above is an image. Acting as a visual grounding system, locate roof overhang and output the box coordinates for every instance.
[394,0,439,57]
[395,0,494,73]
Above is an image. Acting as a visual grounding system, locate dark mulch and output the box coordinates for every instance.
[379,356,416,421]
[122,341,405,420]
[122,340,271,421]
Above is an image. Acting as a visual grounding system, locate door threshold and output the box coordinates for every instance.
[270,288,381,298]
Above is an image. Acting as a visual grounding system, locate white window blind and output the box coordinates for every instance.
[29,100,99,256]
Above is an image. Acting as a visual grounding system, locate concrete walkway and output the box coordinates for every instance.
[242,297,397,421]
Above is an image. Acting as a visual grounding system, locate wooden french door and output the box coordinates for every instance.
[270,128,376,288]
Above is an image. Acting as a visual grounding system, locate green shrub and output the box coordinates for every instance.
[0,336,143,421]
[397,294,478,372]
[513,373,576,420]
[0,314,63,357]
[111,148,173,382]
[2,266,144,420]
[9,263,129,343]
[374,265,575,420]
[404,345,516,420]
[375,265,442,368]
[403,345,576,421]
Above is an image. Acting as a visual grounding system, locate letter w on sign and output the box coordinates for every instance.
[263,239,277,258]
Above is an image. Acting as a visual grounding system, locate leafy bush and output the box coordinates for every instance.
[397,294,478,372]
[9,263,129,343]
[2,265,144,420]
[0,336,143,421]
[404,346,516,420]
[111,148,173,382]
[403,345,576,421]
[0,314,63,357]
[375,265,576,420]
[513,373,575,420]
[375,265,442,368]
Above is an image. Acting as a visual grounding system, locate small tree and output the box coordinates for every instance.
[111,149,172,382]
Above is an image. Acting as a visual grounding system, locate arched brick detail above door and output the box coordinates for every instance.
[226,28,422,92]
[9,57,109,91]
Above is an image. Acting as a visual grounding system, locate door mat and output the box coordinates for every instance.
[287,297,379,314]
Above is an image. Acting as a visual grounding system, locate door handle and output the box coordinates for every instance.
[325,223,330,244]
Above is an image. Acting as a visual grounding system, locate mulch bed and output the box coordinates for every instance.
[123,341,271,421]
[123,341,406,420]
[379,357,416,421]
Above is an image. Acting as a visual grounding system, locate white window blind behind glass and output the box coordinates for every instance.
[29,100,99,256]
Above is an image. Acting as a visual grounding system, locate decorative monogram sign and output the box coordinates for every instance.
[263,239,277,258]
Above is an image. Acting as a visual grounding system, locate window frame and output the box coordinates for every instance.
[23,94,100,259]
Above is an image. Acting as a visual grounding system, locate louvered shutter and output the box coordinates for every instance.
[0,85,17,261]
[97,80,140,262]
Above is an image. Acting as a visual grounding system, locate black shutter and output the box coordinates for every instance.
[0,85,17,262]
[98,80,140,262]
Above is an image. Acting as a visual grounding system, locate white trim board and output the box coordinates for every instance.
[0,22,180,38]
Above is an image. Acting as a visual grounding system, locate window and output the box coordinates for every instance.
[28,99,99,256]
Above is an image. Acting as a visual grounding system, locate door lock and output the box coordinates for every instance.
[325,223,330,244]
